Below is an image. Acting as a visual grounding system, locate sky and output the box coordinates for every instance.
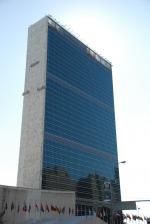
[0,0,150,217]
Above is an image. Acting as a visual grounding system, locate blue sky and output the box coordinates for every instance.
[0,0,150,216]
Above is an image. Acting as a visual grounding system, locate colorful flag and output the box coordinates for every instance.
[5,202,8,210]
[99,211,103,218]
[40,203,44,213]
[115,213,121,217]
[35,203,39,212]
[23,203,27,212]
[127,214,131,220]
[0,210,5,217]
[56,206,61,214]
[46,204,49,212]
[103,210,106,216]
[17,205,20,213]
[132,215,137,220]
[137,216,141,220]
[89,209,92,216]
[96,210,100,218]
[62,206,65,214]
[139,216,143,221]
[11,202,15,211]
[51,205,57,211]
[122,214,126,219]
[69,207,71,215]
[28,204,31,213]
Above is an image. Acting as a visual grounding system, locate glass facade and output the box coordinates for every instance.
[42,23,121,207]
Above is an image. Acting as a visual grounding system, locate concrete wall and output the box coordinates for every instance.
[0,185,75,224]
[17,17,48,188]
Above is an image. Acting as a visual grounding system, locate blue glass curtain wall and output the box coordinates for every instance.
[42,25,121,204]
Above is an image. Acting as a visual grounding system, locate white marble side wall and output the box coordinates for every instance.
[17,16,48,189]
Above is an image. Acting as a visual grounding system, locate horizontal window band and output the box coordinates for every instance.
[46,66,112,102]
[42,174,119,189]
[42,180,119,195]
[44,132,118,161]
[45,113,113,133]
[44,121,116,150]
[46,72,113,112]
[45,104,114,128]
[42,166,113,178]
[42,167,112,180]
[43,157,114,175]
[43,145,115,166]
[43,155,113,171]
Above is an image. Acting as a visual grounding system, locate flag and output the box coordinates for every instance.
[122,214,126,219]
[103,210,106,216]
[35,203,39,212]
[132,215,137,220]
[0,210,5,217]
[62,206,65,214]
[28,204,31,213]
[137,216,141,220]
[40,203,44,213]
[115,213,121,217]
[51,205,57,211]
[23,203,27,212]
[127,214,131,220]
[100,211,103,218]
[97,212,102,219]
[5,202,8,211]
[89,209,92,216]
[17,205,20,213]
[69,207,71,215]
[96,210,100,218]
[11,202,15,211]
[46,204,49,212]
[56,206,61,214]
[139,216,143,221]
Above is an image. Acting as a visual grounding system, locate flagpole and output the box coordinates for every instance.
[137,208,140,224]
[13,193,17,224]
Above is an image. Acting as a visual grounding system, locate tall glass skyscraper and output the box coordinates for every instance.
[17,16,121,211]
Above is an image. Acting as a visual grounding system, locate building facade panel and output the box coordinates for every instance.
[42,21,121,206]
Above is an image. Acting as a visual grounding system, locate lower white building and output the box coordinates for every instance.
[0,185,75,224]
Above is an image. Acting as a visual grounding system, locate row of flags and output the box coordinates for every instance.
[124,214,149,221]
[2,202,150,221]
[115,213,149,222]
[3,202,74,215]
[96,210,150,222]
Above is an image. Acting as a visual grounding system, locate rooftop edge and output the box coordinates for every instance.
[47,15,112,70]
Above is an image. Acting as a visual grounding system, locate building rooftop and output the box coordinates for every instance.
[47,15,112,70]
